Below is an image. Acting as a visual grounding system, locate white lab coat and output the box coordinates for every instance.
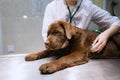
[42,0,120,41]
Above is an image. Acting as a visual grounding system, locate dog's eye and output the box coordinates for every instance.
[53,31,61,35]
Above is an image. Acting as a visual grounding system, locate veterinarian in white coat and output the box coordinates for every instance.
[42,0,120,53]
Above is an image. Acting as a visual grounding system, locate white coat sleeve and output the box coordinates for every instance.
[42,3,56,42]
[91,2,120,29]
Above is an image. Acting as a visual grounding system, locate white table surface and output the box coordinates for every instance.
[0,54,120,80]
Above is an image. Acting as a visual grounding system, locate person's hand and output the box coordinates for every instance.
[90,32,109,53]
[91,25,119,53]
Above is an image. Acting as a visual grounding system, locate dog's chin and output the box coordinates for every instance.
[45,45,61,51]
[45,46,53,50]
[45,40,69,51]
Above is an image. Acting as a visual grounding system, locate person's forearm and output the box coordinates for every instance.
[103,25,120,38]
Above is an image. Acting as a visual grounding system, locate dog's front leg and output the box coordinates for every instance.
[40,51,89,74]
[25,50,55,61]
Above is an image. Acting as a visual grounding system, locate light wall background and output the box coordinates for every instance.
[92,0,104,8]
[0,0,52,54]
[0,16,2,55]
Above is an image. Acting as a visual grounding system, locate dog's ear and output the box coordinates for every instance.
[58,21,77,39]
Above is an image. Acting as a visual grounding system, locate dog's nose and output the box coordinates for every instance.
[45,40,50,46]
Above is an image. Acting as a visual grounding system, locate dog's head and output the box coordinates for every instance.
[45,20,77,50]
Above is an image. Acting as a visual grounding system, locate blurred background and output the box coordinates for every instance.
[0,0,120,55]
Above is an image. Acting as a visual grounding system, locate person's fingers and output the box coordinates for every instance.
[92,37,99,46]
[96,41,106,53]
[91,40,103,52]
[91,40,106,53]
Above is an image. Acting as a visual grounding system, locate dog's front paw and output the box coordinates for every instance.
[25,53,39,61]
[39,63,58,74]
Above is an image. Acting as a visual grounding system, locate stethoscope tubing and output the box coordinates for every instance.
[65,0,83,23]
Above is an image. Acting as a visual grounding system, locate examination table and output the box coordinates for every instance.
[0,54,120,80]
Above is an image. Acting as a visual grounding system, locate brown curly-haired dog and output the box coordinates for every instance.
[25,20,120,74]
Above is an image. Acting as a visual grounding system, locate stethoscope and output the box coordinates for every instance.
[65,0,102,34]
[65,0,83,23]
